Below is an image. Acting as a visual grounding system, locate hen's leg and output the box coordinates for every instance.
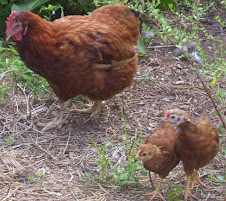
[36,100,72,132]
[70,100,103,117]
[184,176,199,201]
[191,169,207,190]
[144,177,166,201]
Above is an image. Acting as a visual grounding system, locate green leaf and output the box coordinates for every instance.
[210,77,217,88]
[217,175,226,181]
[11,0,51,12]
[0,0,8,5]
[137,34,146,55]
[157,0,177,12]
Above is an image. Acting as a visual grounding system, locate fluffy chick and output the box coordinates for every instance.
[135,120,180,201]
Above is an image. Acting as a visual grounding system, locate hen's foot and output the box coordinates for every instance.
[183,190,199,201]
[36,100,71,132]
[184,176,199,201]
[191,170,207,190]
[36,113,64,132]
[70,100,104,117]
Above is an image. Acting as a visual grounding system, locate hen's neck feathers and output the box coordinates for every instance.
[20,12,53,40]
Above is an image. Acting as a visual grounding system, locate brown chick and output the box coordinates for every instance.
[135,120,180,201]
[5,3,141,132]
[164,109,219,201]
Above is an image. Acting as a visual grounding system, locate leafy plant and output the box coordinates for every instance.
[0,44,51,100]
[28,175,35,181]
[5,136,13,144]
[40,4,64,21]
[11,0,51,13]
[167,187,182,201]
[86,111,143,188]
[91,139,114,181]
[0,0,53,35]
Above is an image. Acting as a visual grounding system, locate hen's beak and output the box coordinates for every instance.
[6,32,15,41]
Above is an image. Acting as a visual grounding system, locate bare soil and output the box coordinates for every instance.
[0,1,225,201]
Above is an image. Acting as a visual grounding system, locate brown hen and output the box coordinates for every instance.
[164,109,219,200]
[135,120,180,201]
[5,4,140,131]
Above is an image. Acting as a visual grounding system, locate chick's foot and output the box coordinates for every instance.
[144,178,166,201]
[144,191,166,201]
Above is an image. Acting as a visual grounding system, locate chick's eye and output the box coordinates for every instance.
[142,153,147,156]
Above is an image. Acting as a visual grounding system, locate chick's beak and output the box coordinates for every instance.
[134,152,140,163]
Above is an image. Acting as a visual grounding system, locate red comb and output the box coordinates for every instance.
[164,110,172,118]
[5,11,17,34]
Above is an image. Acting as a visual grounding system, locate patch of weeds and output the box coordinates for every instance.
[28,175,35,181]
[0,44,51,100]
[216,175,226,182]
[38,170,46,179]
[27,168,47,182]
[222,146,226,156]
[91,139,114,182]
[5,136,13,145]
[215,16,225,29]
[85,111,144,188]
[167,187,183,201]
[217,124,225,136]
[40,4,64,21]
[208,174,226,183]
[141,74,156,86]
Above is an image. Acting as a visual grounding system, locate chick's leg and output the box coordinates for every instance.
[144,177,166,201]
[184,176,199,201]
[191,169,207,190]
[70,100,103,117]
[36,100,72,132]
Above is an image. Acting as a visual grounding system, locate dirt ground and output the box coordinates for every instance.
[0,1,225,201]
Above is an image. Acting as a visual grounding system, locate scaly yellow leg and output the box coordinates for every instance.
[184,176,199,201]
[144,177,166,201]
[191,169,207,190]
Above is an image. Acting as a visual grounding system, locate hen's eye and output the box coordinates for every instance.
[143,153,147,156]
[171,116,175,119]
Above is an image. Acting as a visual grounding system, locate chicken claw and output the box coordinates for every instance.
[70,100,103,117]
[184,176,199,201]
[144,178,166,201]
[36,100,71,132]
[190,170,207,190]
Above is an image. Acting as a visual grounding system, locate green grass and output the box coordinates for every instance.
[0,43,51,100]
[85,111,144,188]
